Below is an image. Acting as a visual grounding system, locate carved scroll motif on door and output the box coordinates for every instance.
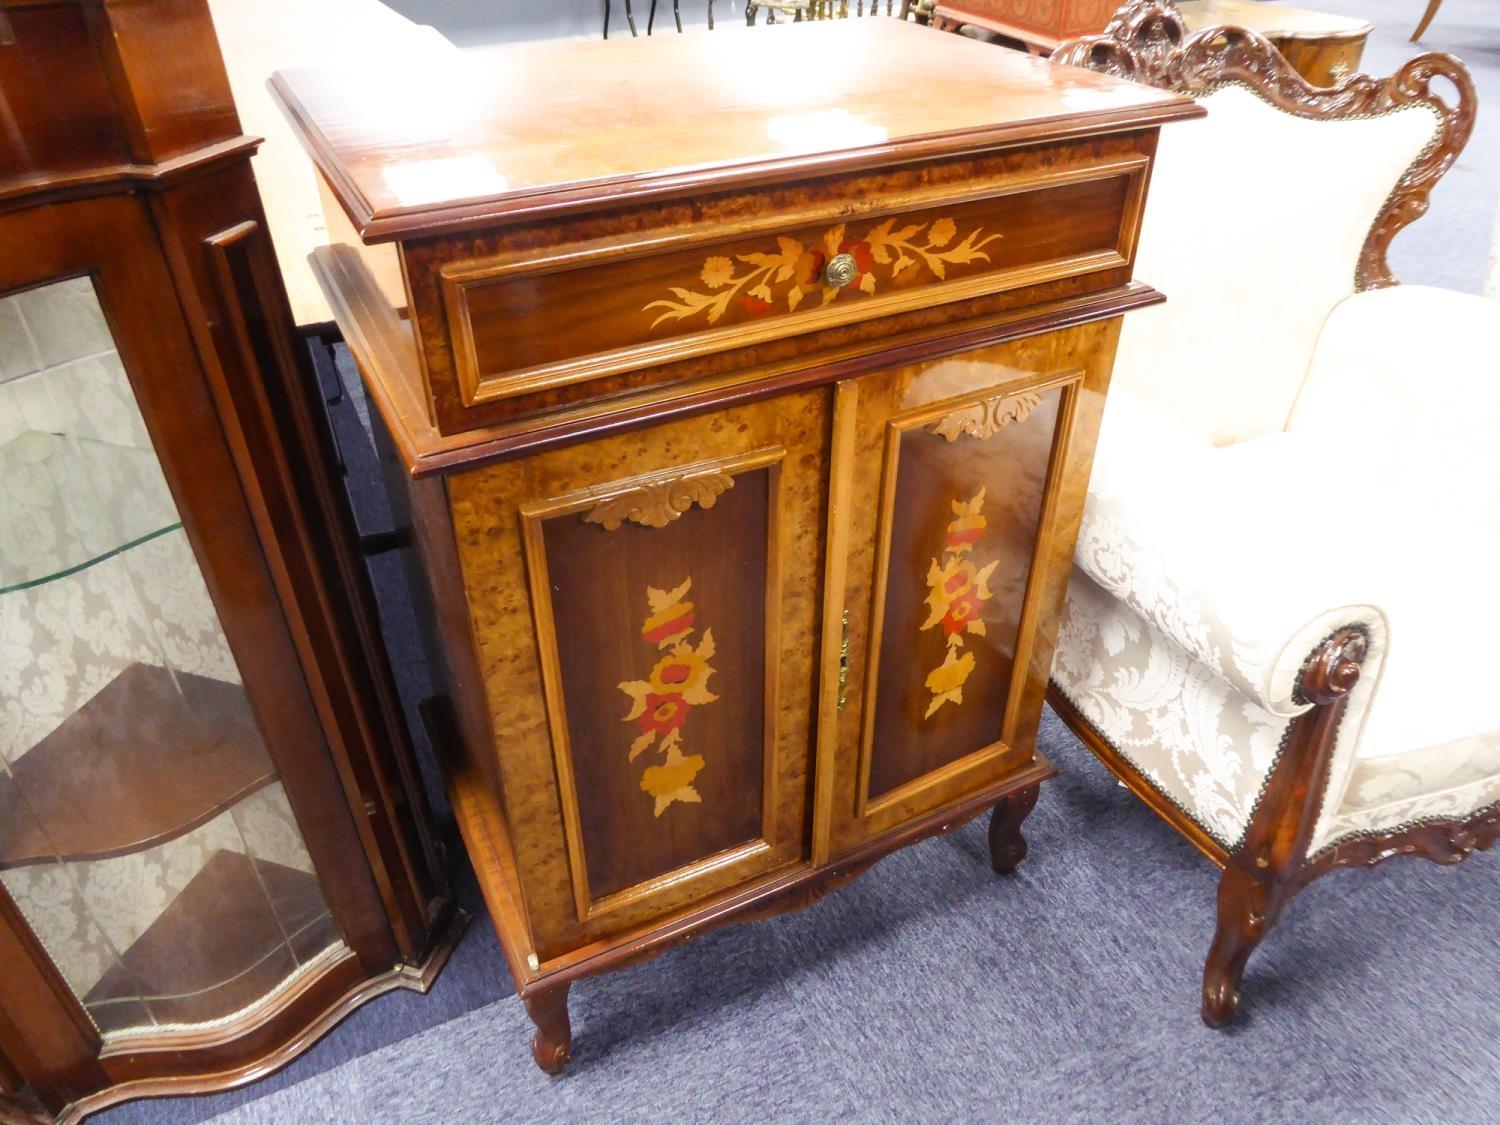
[925,390,1043,442]
[582,470,735,530]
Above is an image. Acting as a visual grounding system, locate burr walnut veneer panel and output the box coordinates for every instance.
[448,390,829,951]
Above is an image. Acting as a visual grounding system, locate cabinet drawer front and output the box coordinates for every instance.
[448,389,830,955]
[441,159,1145,412]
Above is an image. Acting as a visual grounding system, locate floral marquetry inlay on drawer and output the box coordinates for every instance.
[644,217,1003,329]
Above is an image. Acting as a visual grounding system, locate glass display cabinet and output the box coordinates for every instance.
[0,0,460,1119]
[0,278,343,1040]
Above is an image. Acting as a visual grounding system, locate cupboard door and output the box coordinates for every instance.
[816,322,1118,853]
[447,389,831,957]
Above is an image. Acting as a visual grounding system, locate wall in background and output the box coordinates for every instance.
[386,0,749,45]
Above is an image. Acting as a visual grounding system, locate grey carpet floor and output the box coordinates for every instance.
[201,712,1500,1124]
[95,3,1499,1122]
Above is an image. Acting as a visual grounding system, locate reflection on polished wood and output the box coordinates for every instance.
[277,18,1200,1074]
[271,18,1190,239]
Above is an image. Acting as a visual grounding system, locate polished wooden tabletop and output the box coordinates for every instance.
[1180,0,1373,39]
[209,0,456,323]
[272,18,1198,241]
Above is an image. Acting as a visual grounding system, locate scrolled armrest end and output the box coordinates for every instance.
[1296,627,1370,707]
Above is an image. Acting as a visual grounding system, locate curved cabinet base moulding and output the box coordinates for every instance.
[46,907,469,1125]
[510,764,1052,1073]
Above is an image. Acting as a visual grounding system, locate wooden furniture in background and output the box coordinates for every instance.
[1178,0,1371,84]
[934,0,1371,84]
[0,1,460,1120]
[1050,0,1482,1028]
[206,0,458,326]
[930,0,1118,52]
[750,0,915,21]
[1411,0,1442,41]
[709,0,925,28]
[273,18,1199,1072]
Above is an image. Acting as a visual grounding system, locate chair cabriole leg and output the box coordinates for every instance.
[1202,865,1280,1027]
[1411,0,1443,42]
[1200,628,1368,1027]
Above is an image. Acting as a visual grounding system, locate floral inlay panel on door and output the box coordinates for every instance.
[618,578,722,817]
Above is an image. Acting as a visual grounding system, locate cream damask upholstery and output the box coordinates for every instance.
[1107,85,1441,446]
[1488,194,1500,299]
[1051,87,1500,861]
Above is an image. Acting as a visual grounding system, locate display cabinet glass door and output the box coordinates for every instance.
[0,277,344,1039]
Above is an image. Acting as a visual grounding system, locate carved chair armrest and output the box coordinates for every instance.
[1079,394,1388,716]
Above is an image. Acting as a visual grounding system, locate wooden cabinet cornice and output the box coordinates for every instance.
[274,17,1201,1073]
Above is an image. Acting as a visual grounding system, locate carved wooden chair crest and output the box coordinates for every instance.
[1047,0,1493,1028]
[1054,0,1474,288]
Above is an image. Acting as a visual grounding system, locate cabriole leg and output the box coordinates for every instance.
[987,783,1041,874]
[523,982,573,1075]
[1202,867,1280,1028]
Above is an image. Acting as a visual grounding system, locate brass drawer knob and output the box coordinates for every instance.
[824,252,859,289]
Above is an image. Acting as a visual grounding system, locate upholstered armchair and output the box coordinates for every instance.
[1047,0,1490,1026]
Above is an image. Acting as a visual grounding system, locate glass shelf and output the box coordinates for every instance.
[0,429,181,595]
[0,663,276,869]
[83,848,341,1035]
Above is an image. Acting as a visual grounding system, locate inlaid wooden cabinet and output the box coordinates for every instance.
[821,324,1113,854]
[276,17,1200,1072]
